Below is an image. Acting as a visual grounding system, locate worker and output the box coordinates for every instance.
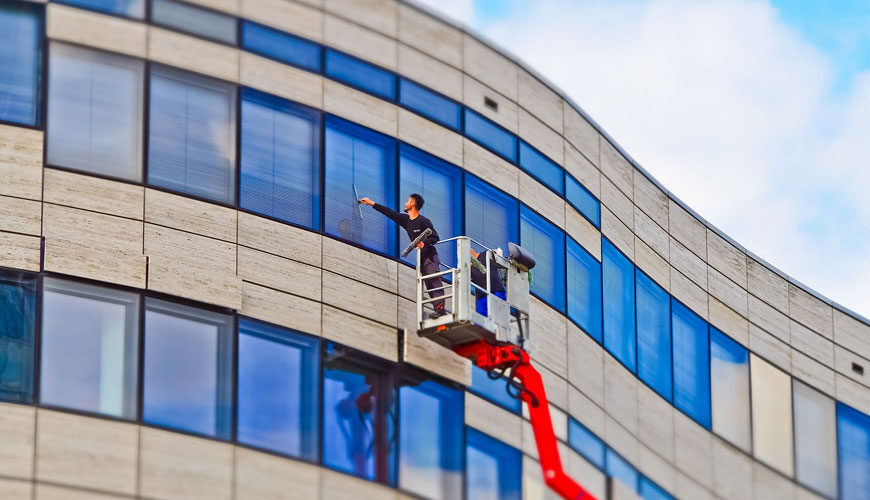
[358,194,445,317]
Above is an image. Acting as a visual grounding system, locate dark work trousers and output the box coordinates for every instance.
[421,254,445,310]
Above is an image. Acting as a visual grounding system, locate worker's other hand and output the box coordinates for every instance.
[359,197,375,206]
[417,241,424,249]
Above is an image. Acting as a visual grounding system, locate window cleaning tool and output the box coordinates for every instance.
[401,227,432,258]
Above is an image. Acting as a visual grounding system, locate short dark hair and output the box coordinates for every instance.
[410,193,424,210]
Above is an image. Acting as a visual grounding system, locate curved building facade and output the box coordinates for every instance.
[0,0,868,499]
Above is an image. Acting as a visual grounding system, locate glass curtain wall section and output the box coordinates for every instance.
[635,270,671,400]
[148,66,237,204]
[47,43,144,181]
[568,418,605,469]
[606,449,640,492]
[236,318,319,460]
[468,365,521,413]
[240,88,321,229]
[398,145,462,267]
[520,206,566,311]
[671,299,711,428]
[324,115,397,255]
[565,173,600,228]
[398,373,463,500]
[464,174,518,256]
[602,238,636,372]
[709,327,750,451]
[465,428,522,500]
[398,79,461,131]
[0,269,36,403]
[58,0,145,18]
[464,109,517,162]
[143,298,234,438]
[0,1,41,127]
[793,380,837,497]
[324,50,396,100]
[241,21,321,71]
[40,279,139,418]
[518,142,563,194]
[566,237,602,342]
[150,0,237,44]
[838,402,870,500]
[750,353,793,476]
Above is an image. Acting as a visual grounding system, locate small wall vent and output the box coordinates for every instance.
[853,362,864,376]
[484,96,498,112]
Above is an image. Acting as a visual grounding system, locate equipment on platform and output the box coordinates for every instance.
[412,237,595,500]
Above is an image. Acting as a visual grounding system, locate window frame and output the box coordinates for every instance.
[0,1,44,129]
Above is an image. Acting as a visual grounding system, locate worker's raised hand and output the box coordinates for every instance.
[358,197,375,206]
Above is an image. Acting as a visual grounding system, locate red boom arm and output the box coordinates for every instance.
[454,340,597,500]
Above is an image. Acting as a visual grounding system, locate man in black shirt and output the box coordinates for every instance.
[359,193,445,316]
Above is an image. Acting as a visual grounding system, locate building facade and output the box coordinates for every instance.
[0,0,868,499]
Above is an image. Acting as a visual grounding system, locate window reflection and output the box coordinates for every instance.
[0,270,36,403]
[465,428,521,500]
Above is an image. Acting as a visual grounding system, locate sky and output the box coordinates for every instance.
[415,0,870,319]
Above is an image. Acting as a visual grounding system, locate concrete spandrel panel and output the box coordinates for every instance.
[240,52,324,109]
[634,207,668,260]
[565,205,601,261]
[747,258,789,314]
[634,237,670,293]
[604,355,638,436]
[0,479,31,499]
[324,14,397,70]
[43,168,144,220]
[47,4,147,58]
[0,125,43,201]
[601,206,633,261]
[324,0,397,37]
[240,0,323,41]
[599,140,633,201]
[706,229,747,289]
[633,173,668,230]
[397,44,462,101]
[637,383,675,463]
[568,384,605,437]
[0,403,35,480]
[669,237,706,290]
[321,469,398,500]
[711,437,752,500]
[463,35,518,101]
[322,237,398,293]
[148,28,239,83]
[527,297,568,377]
[144,188,237,242]
[791,320,834,367]
[0,195,41,236]
[35,410,137,496]
[791,349,835,397]
[397,108,462,167]
[567,323,604,406]
[748,324,791,372]
[240,281,322,335]
[397,4,462,68]
[669,266,708,320]
[708,295,749,346]
[789,283,834,340]
[139,427,233,500]
[462,139,520,199]
[707,266,748,317]
[753,461,796,500]
[748,294,789,343]
[834,308,870,361]
[667,199,706,259]
[323,80,398,137]
[564,141,600,199]
[673,411,713,489]
[519,172,565,229]
[518,70,563,134]
[238,246,322,301]
[238,211,322,267]
[321,304,398,362]
[519,109,563,165]
[600,177,633,230]
[463,76,518,133]
[402,329,471,386]
[465,393,522,449]
[321,270,398,327]
[0,232,41,272]
[235,447,320,500]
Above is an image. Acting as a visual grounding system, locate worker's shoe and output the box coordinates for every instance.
[429,309,447,319]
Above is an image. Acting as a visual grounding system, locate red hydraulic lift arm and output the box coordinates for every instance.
[453,340,597,500]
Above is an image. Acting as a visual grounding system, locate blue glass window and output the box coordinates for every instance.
[399,79,461,130]
[566,174,600,228]
[520,205,565,311]
[671,299,711,428]
[602,238,636,372]
[465,175,518,258]
[143,299,234,438]
[399,145,462,267]
[58,0,144,18]
[237,318,319,460]
[325,49,395,100]
[566,238,602,341]
[464,109,517,162]
[148,67,237,204]
[151,0,237,44]
[606,449,639,491]
[568,418,605,469]
[399,374,463,499]
[40,279,139,418]
[710,327,750,451]
[519,142,563,194]
[241,88,321,229]
[0,270,36,403]
[324,115,397,255]
[323,343,395,484]
[794,381,837,497]
[640,478,674,500]
[469,365,521,413]
[635,271,671,400]
[48,43,144,181]
[0,2,41,126]
[241,21,321,72]
[466,428,521,500]
[838,403,870,500]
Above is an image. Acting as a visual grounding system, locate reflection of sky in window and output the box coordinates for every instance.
[568,419,605,469]
[606,449,638,492]
[0,275,36,402]
[465,429,521,500]
[466,445,499,500]
[710,328,750,451]
[323,366,376,480]
[144,310,219,436]
[469,365,521,413]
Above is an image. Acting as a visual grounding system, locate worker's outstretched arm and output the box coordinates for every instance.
[360,198,408,228]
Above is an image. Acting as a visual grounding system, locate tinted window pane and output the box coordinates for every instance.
[399,145,462,267]
[48,43,144,181]
[520,205,565,311]
[636,271,671,400]
[40,279,139,418]
[59,0,144,18]
[750,353,793,475]
[324,116,397,255]
[794,380,837,497]
[237,319,319,459]
[469,365,521,413]
[566,238,602,342]
[241,21,321,71]
[519,142,563,194]
[143,299,233,438]
[606,449,638,491]
[399,376,463,499]
[325,50,395,100]
[671,299,710,428]
[464,109,517,162]
[603,238,636,372]
[466,428,522,500]
[565,174,600,228]
[0,270,36,403]
[640,478,674,500]
[148,67,236,204]
[0,2,41,126]
[151,0,237,44]
[838,403,870,500]
[399,79,461,130]
[241,89,321,229]
[568,418,605,469]
[465,175,518,256]
[710,327,750,451]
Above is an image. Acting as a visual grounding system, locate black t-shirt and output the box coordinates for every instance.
[373,203,439,259]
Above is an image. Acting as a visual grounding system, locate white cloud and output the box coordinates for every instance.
[421,0,870,317]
